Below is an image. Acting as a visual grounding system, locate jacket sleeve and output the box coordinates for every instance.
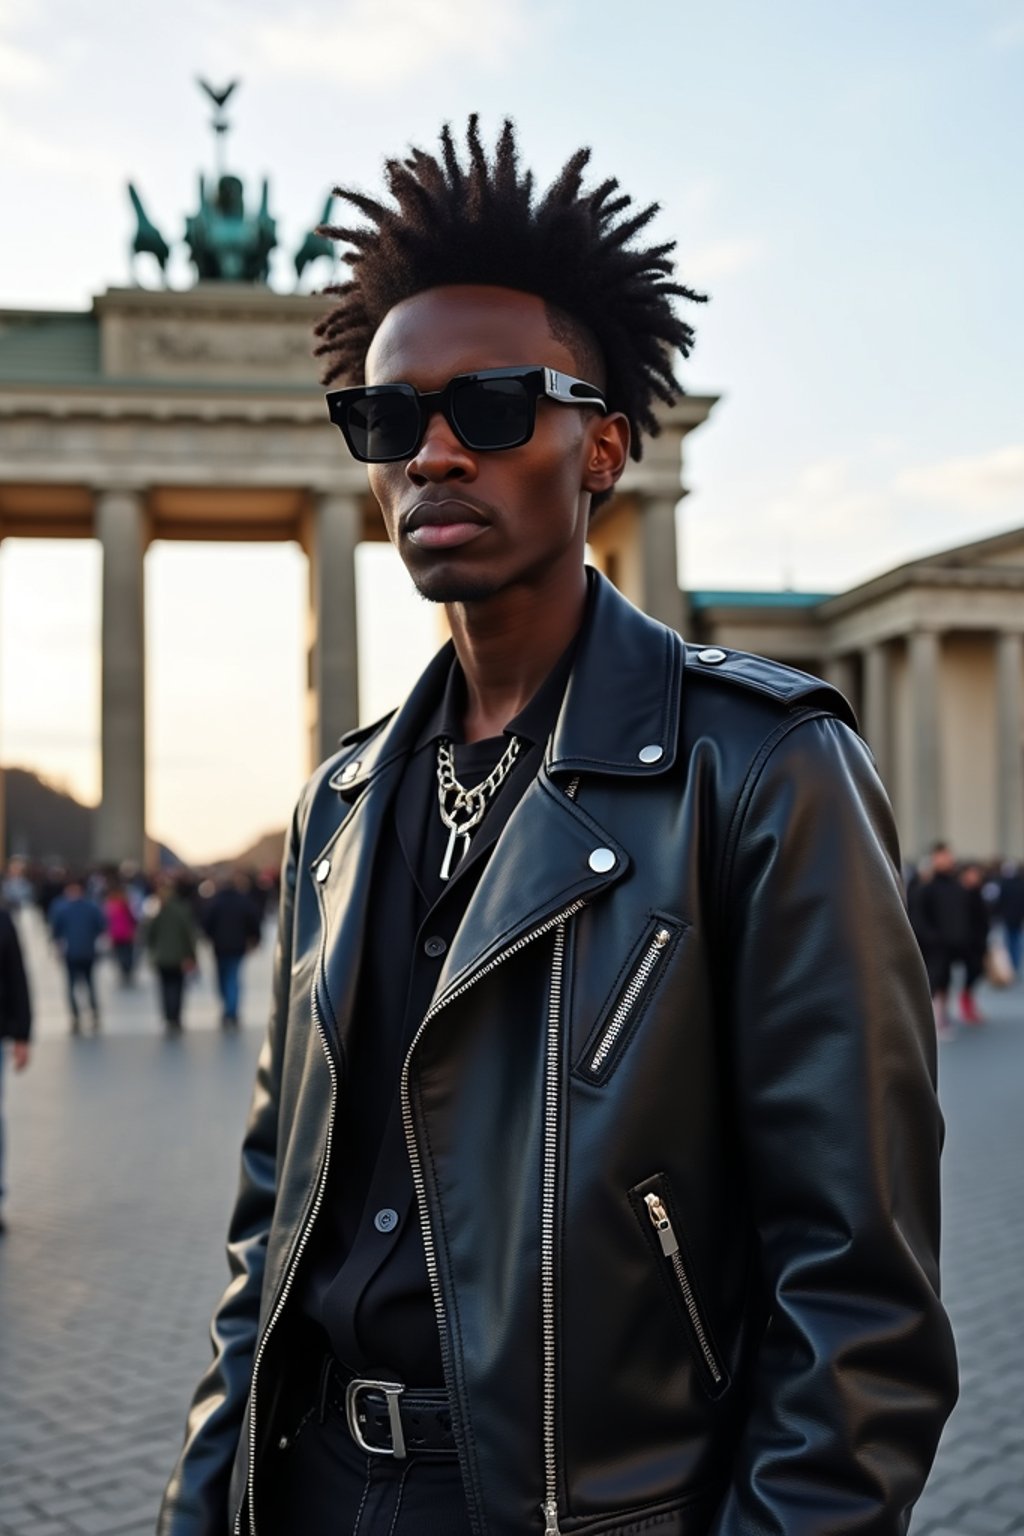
[710,713,958,1536]
[157,799,305,1536]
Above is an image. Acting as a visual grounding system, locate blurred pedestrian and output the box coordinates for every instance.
[145,879,198,1034]
[49,879,107,1035]
[201,873,261,1029]
[997,860,1024,977]
[908,842,972,1040]
[958,864,989,1025]
[0,903,31,1234]
[105,884,139,985]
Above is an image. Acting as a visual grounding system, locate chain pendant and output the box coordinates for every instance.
[440,823,472,882]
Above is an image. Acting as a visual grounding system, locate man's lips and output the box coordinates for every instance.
[402,498,492,551]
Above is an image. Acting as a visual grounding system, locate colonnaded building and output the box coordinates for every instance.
[0,101,1021,867]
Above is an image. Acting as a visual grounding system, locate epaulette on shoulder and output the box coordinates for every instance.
[684,645,858,731]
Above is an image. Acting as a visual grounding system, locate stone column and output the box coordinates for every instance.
[996,630,1024,859]
[824,654,857,715]
[96,489,147,867]
[308,492,361,768]
[862,642,891,785]
[907,628,943,857]
[637,494,687,634]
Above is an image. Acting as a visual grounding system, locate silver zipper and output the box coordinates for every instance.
[589,926,671,1074]
[235,988,339,1536]
[401,776,583,1536]
[400,899,585,1534]
[540,917,569,1535]
[644,1192,723,1387]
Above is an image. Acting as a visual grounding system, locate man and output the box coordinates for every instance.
[145,878,199,1034]
[48,878,106,1035]
[201,874,262,1028]
[0,902,31,1234]
[908,841,974,1039]
[161,120,957,1536]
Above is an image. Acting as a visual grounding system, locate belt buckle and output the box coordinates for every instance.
[344,1377,407,1459]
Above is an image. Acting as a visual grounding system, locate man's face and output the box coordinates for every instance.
[364,285,624,605]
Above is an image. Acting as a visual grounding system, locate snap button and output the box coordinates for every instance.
[315,858,331,883]
[374,1208,399,1234]
[638,744,663,764]
[423,935,447,959]
[696,647,727,665]
[588,847,616,874]
[341,760,361,784]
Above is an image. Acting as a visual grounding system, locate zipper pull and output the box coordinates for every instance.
[542,1498,561,1535]
[644,1191,680,1260]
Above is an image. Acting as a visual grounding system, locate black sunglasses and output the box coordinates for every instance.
[325,365,607,463]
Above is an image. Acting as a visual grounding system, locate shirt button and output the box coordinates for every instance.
[374,1208,399,1234]
[423,935,447,958]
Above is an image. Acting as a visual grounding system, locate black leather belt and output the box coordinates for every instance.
[323,1357,456,1459]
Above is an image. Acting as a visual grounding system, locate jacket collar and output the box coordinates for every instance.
[329,568,683,801]
[547,569,683,779]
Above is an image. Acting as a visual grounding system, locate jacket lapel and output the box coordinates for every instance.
[430,766,629,1003]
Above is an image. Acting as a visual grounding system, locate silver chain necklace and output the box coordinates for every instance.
[436,735,522,881]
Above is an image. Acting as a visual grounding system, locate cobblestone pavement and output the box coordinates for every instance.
[0,912,1022,1535]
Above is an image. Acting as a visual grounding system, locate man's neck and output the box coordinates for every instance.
[445,566,587,744]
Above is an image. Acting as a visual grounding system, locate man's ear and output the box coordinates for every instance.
[582,412,630,497]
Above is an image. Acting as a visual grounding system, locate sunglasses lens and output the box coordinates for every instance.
[452,377,531,450]
[345,391,419,460]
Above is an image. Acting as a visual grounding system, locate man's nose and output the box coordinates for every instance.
[406,411,476,483]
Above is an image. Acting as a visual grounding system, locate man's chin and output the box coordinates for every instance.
[410,567,502,606]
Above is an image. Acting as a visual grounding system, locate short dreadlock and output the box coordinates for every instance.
[314,117,706,461]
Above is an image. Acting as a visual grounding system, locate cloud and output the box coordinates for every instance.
[895,446,1024,507]
[0,32,50,89]
[245,0,534,87]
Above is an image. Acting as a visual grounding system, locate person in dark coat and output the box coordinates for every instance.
[201,873,261,1029]
[997,861,1024,977]
[145,880,198,1034]
[48,879,107,1034]
[959,864,990,1024]
[0,905,32,1233]
[908,842,973,1038]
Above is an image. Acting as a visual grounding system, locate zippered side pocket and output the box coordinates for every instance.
[575,914,685,1083]
[629,1173,729,1399]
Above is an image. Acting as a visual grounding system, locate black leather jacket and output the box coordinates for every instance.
[160,573,957,1536]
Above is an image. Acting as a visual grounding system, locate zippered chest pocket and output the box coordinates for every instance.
[629,1172,729,1400]
[574,913,686,1083]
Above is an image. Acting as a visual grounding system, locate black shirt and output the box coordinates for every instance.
[302,636,577,1385]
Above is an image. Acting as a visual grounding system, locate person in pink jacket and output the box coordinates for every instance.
[105,886,138,986]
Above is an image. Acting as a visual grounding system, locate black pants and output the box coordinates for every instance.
[66,958,98,1023]
[262,1407,472,1535]
[157,966,184,1027]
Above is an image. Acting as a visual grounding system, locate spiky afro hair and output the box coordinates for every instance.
[313,116,706,461]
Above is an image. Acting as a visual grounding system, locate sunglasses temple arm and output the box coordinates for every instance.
[543,368,606,410]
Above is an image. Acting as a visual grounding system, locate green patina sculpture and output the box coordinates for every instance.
[185,171,277,282]
[126,80,333,287]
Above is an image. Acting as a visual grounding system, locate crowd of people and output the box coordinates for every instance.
[0,861,278,1233]
[3,861,277,1035]
[907,847,1024,1040]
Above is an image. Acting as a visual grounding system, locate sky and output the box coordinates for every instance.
[1,0,1022,860]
